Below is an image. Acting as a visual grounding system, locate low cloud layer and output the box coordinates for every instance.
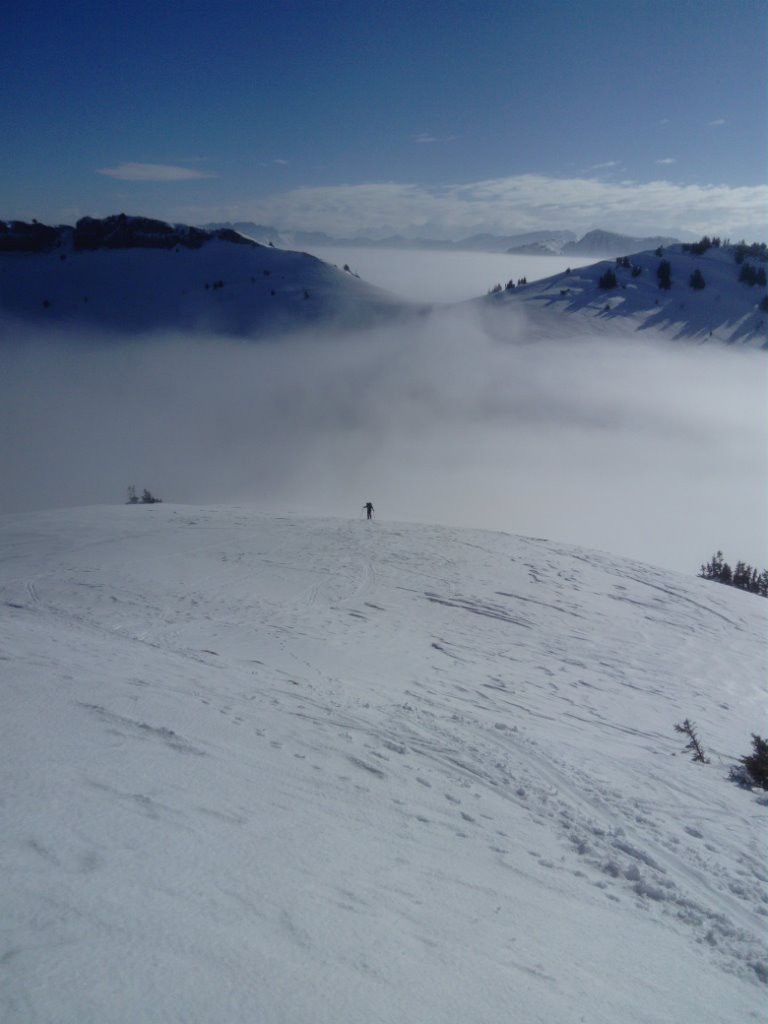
[198,174,768,242]
[312,249,593,304]
[1,307,764,575]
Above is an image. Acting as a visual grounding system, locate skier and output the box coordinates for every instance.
[363,501,374,521]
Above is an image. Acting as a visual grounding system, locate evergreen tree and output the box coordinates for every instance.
[674,720,709,763]
[689,268,706,290]
[739,263,758,286]
[734,241,767,264]
[699,551,724,580]
[695,550,763,588]
[738,735,768,789]
[732,561,748,589]
[598,268,617,289]
[683,236,713,255]
[657,259,672,290]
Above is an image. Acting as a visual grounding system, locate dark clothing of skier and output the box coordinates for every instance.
[364,502,374,520]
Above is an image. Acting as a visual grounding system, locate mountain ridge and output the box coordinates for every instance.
[0,214,259,253]
[560,229,680,257]
[0,214,417,336]
[483,242,767,346]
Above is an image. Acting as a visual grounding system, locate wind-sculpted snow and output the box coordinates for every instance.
[1,506,766,1023]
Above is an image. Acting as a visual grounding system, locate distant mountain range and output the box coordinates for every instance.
[202,222,577,253]
[203,222,685,257]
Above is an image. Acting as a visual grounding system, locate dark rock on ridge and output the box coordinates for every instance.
[0,214,259,253]
[0,220,61,252]
[72,215,259,251]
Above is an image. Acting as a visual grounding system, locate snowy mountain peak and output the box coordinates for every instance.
[561,229,681,257]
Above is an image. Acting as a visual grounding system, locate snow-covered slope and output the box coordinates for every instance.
[0,217,416,337]
[484,244,768,346]
[2,505,765,1023]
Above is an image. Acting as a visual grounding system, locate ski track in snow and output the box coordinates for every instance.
[0,504,766,1023]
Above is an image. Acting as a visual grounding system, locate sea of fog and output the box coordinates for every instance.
[309,247,596,303]
[2,285,765,577]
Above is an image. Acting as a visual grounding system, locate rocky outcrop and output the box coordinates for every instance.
[0,220,62,252]
[72,214,258,251]
[0,214,259,253]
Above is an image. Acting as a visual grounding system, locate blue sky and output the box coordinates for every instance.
[3,0,766,239]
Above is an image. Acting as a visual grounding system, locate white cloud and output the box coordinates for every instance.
[708,118,726,126]
[655,158,676,165]
[213,174,768,240]
[591,161,620,170]
[1,314,764,573]
[96,163,215,182]
[413,133,457,144]
[252,158,290,168]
